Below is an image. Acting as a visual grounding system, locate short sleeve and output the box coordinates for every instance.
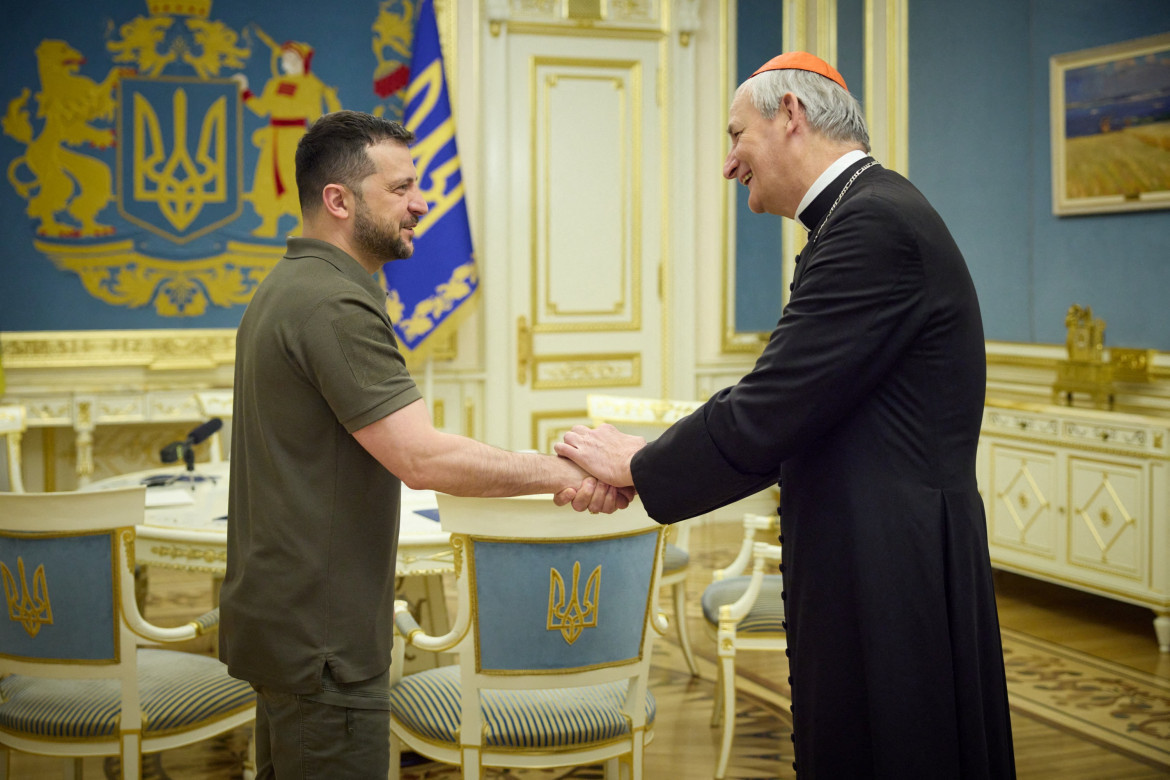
[296,293,421,432]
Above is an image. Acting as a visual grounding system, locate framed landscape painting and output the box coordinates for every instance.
[1050,32,1170,216]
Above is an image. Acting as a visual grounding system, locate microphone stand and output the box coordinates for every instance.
[183,437,197,472]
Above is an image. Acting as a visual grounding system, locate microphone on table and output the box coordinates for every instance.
[160,417,223,471]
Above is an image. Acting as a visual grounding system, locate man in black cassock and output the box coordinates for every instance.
[556,52,1016,778]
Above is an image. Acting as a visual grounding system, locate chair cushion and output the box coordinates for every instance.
[662,543,689,575]
[700,575,785,635]
[389,665,656,749]
[0,648,255,740]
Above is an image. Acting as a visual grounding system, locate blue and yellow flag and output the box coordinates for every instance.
[381,0,478,361]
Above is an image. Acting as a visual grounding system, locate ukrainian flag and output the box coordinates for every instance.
[381,0,478,361]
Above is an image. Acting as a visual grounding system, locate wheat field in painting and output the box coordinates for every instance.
[1064,121,1170,199]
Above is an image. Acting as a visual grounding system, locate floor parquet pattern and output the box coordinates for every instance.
[1003,628,1170,767]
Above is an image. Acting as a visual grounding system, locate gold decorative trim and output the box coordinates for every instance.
[983,428,1167,462]
[530,56,643,334]
[547,560,601,644]
[148,543,227,566]
[450,534,465,579]
[532,353,641,390]
[1113,348,1155,383]
[505,23,666,40]
[0,329,236,371]
[530,408,587,452]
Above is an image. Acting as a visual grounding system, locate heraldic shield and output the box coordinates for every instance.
[117,77,243,244]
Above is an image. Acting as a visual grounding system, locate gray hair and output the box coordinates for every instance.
[741,69,870,152]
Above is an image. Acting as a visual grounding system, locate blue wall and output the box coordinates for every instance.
[734,0,786,333]
[909,0,1170,348]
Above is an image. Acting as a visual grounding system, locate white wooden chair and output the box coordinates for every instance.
[388,493,667,779]
[0,488,256,778]
[700,512,786,779]
[0,404,27,492]
[194,390,233,462]
[586,393,703,677]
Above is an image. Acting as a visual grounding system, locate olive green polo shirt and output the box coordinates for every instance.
[220,237,421,693]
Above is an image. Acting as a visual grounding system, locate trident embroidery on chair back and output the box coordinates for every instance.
[1,557,53,638]
[547,561,600,645]
[0,532,119,663]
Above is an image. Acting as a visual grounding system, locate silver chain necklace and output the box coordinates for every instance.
[809,161,878,246]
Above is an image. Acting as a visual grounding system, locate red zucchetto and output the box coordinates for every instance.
[751,51,848,91]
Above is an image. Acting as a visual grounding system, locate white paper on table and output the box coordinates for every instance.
[145,489,196,508]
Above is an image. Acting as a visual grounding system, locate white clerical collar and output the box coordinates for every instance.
[795,149,869,232]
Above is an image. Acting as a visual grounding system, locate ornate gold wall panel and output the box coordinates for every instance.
[530,408,587,453]
[530,57,643,334]
[532,353,641,389]
[1,329,235,372]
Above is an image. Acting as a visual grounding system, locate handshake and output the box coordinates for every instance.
[550,423,648,515]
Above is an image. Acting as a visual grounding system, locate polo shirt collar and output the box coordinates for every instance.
[284,237,387,301]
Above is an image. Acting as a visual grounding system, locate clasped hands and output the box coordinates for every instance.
[552,423,648,514]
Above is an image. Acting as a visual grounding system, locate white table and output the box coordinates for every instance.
[84,461,453,577]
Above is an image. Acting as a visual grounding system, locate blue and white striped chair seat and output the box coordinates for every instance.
[662,542,689,575]
[0,649,255,740]
[700,575,785,635]
[389,666,656,749]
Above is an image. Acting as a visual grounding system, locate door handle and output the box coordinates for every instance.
[517,315,531,385]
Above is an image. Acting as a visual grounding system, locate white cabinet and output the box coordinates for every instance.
[977,400,1170,650]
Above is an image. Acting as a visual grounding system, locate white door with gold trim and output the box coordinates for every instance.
[502,33,665,452]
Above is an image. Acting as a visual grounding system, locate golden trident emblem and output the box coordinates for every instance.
[133,87,228,231]
[1,557,54,638]
[547,561,601,645]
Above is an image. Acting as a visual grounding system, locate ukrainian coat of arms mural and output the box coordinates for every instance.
[2,0,476,359]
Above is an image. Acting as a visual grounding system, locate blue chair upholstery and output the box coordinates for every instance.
[700,575,786,636]
[389,493,667,780]
[0,488,255,780]
[586,394,704,677]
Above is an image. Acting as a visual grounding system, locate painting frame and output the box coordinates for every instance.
[1050,32,1170,216]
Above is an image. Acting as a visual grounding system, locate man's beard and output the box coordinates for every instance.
[353,196,414,262]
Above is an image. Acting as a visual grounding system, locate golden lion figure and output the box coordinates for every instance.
[3,40,130,238]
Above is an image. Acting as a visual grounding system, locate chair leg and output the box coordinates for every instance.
[603,756,620,780]
[243,725,257,780]
[672,582,698,677]
[120,734,141,780]
[714,654,737,780]
[629,740,643,780]
[710,656,723,727]
[461,747,482,780]
[62,758,82,780]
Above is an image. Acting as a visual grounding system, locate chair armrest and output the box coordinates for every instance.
[719,542,782,623]
[714,513,776,580]
[188,606,221,636]
[394,600,423,644]
[393,596,468,654]
[126,605,219,645]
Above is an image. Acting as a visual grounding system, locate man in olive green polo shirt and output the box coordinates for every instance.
[220,110,628,778]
